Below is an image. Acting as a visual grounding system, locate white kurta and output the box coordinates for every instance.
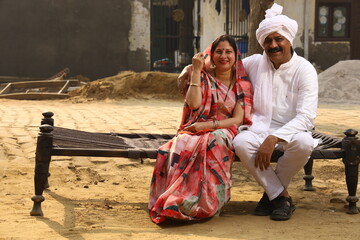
[242,52,318,141]
[233,52,319,200]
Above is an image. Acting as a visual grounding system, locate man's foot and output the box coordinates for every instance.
[270,196,296,221]
[254,192,274,216]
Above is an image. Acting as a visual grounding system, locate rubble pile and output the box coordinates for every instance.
[318,60,360,104]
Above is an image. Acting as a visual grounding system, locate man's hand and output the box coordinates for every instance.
[255,135,280,171]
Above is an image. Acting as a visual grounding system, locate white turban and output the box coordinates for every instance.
[256,3,298,47]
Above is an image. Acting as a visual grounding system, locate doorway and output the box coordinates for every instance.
[150,0,196,72]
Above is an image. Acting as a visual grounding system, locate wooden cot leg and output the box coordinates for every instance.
[345,164,359,214]
[342,129,359,214]
[41,111,54,126]
[40,112,54,189]
[303,158,315,191]
[30,124,54,216]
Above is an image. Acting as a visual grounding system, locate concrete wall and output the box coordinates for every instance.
[0,0,150,80]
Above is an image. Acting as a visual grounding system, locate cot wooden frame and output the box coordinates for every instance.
[30,112,360,216]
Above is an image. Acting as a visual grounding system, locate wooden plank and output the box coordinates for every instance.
[2,79,78,89]
[0,83,11,94]
[0,79,79,99]
[57,80,71,94]
[0,93,69,100]
[0,76,40,84]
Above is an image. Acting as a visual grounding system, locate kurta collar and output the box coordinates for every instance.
[268,51,298,71]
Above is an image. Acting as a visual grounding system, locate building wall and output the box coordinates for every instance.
[277,0,306,49]
[277,0,351,70]
[197,0,352,70]
[0,0,150,80]
[199,0,227,51]
[0,0,351,79]
[128,0,151,72]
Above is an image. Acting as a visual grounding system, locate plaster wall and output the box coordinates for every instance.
[0,0,136,80]
[128,0,151,72]
[199,0,227,51]
[276,0,306,49]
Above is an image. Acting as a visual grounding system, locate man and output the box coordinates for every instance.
[233,3,318,221]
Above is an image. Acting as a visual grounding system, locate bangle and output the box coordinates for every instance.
[213,119,220,129]
[189,83,200,87]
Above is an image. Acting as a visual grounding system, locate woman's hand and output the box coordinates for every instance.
[192,53,206,73]
[183,122,209,133]
[186,53,206,110]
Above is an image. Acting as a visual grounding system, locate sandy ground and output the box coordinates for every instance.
[0,98,360,240]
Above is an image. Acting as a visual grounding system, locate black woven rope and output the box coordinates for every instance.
[53,127,170,150]
[52,127,341,152]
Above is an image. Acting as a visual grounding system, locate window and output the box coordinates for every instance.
[315,1,351,41]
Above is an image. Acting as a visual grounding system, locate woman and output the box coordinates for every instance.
[149,35,253,224]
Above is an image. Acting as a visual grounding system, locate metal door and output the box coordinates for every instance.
[150,0,195,72]
[226,0,249,58]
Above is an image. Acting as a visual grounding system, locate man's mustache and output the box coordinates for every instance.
[267,47,282,53]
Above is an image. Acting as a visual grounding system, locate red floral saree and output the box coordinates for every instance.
[148,47,253,224]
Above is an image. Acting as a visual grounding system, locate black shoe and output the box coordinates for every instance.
[270,196,296,221]
[254,192,274,216]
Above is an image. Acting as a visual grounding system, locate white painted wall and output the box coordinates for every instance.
[199,0,227,52]
[128,0,151,64]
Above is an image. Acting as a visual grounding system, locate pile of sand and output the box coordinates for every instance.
[69,71,182,101]
[318,60,360,104]
[70,60,360,105]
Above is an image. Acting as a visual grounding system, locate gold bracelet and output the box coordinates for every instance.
[189,83,200,87]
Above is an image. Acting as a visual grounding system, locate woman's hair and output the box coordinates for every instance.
[210,34,238,58]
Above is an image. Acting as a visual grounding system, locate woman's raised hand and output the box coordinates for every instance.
[186,53,206,110]
[192,53,206,73]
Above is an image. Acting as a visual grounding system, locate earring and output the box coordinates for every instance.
[232,64,236,72]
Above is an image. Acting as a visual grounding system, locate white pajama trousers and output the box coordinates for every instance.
[233,131,314,200]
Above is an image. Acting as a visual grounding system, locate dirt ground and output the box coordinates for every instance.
[0,92,360,238]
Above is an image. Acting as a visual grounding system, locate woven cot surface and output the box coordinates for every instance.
[52,127,342,152]
[52,127,172,150]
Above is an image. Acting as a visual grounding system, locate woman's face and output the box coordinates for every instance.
[212,40,236,72]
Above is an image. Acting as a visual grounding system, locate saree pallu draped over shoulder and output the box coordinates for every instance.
[148,48,253,224]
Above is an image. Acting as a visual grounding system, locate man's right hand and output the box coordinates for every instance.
[255,135,279,171]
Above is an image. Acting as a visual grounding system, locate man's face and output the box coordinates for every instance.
[263,32,292,69]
